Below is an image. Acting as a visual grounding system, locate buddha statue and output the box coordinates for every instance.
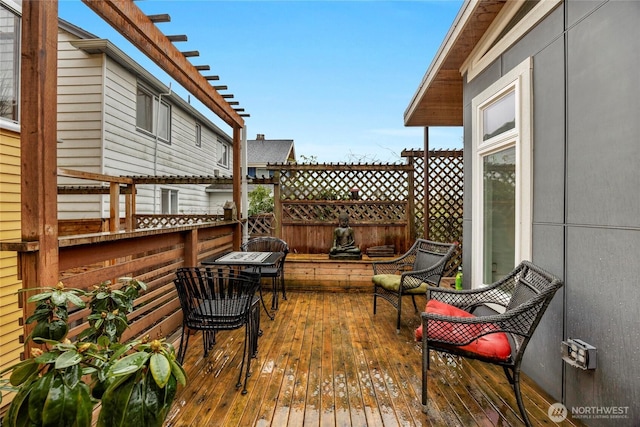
[329,213,362,259]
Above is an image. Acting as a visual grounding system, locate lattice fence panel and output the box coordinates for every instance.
[136,214,221,229]
[282,201,406,223]
[278,165,411,202]
[248,214,275,237]
[403,150,464,274]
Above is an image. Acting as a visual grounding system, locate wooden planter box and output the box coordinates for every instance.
[283,253,456,293]
[283,253,388,293]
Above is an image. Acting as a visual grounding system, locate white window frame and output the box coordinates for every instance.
[471,57,532,288]
[217,139,229,168]
[136,83,171,143]
[161,188,178,214]
[136,85,154,133]
[156,99,171,143]
[0,0,21,129]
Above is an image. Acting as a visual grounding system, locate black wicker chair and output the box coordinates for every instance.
[372,239,457,333]
[241,237,290,311]
[419,261,563,427]
[174,267,261,394]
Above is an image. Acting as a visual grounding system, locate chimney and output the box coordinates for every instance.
[256,134,265,140]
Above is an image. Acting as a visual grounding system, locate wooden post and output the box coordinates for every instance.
[110,182,120,232]
[273,171,282,238]
[125,184,136,230]
[232,125,242,250]
[20,0,59,289]
[424,127,430,240]
[406,156,416,242]
[184,229,198,267]
[20,0,60,356]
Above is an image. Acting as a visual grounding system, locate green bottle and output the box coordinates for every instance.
[455,266,463,290]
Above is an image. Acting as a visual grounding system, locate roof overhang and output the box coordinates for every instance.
[404,0,506,127]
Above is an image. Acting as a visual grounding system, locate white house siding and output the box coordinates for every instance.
[56,29,104,219]
[55,26,234,219]
[100,58,232,215]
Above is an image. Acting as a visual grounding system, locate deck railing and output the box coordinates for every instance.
[51,221,236,345]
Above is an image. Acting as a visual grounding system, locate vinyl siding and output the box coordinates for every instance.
[56,28,104,219]
[100,58,231,215]
[55,27,233,219]
[0,128,23,406]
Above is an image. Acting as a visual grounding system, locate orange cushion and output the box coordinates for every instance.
[415,300,511,361]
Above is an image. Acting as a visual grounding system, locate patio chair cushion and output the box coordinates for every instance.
[415,300,511,361]
[372,274,428,294]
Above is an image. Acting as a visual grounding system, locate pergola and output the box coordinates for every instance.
[19,0,247,289]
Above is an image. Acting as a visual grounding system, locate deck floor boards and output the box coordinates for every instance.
[165,292,583,427]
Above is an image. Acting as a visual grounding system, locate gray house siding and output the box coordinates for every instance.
[563,0,640,416]
[463,1,639,421]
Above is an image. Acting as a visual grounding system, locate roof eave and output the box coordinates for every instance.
[404,0,506,127]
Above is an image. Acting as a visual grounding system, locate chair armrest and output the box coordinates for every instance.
[426,286,511,311]
[422,294,547,339]
[372,256,413,275]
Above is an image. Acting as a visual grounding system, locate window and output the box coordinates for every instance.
[0,2,20,124]
[161,189,178,214]
[471,58,532,287]
[218,140,229,168]
[136,87,153,132]
[157,99,170,142]
[195,123,201,147]
[136,84,171,143]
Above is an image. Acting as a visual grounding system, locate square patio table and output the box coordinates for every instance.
[201,251,284,319]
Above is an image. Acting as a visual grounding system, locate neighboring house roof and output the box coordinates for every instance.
[247,137,295,167]
[58,18,232,144]
[404,0,506,127]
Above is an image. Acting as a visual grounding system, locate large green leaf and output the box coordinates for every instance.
[9,359,38,386]
[3,377,34,427]
[74,382,94,427]
[169,357,187,387]
[50,290,67,306]
[55,350,82,370]
[37,371,91,427]
[65,292,86,308]
[97,371,141,427]
[62,364,82,389]
[34,351,59,364]
[27,292,53,303]
[109,352,150,377]
[27,370,55,425]
[149,353,171,388]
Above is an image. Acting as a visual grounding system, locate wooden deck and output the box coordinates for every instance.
[164,291,583,427]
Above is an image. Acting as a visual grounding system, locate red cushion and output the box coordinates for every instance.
[415,300,511,361]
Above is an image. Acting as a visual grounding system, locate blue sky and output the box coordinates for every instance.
[58,0,463,164]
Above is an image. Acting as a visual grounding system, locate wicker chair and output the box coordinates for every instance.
[241,237,290,311]
[372,239,457,333]
[419,261,563,427]
[174,267,261,394]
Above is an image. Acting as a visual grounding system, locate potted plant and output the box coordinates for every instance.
[0,278,186,427]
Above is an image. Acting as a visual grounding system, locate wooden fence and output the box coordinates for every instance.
[47,222,236,346]
[260,150,464,272]
[273,163,415,254]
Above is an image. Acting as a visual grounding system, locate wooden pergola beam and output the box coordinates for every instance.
[81,0,244,129]
[20,0,59,289]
